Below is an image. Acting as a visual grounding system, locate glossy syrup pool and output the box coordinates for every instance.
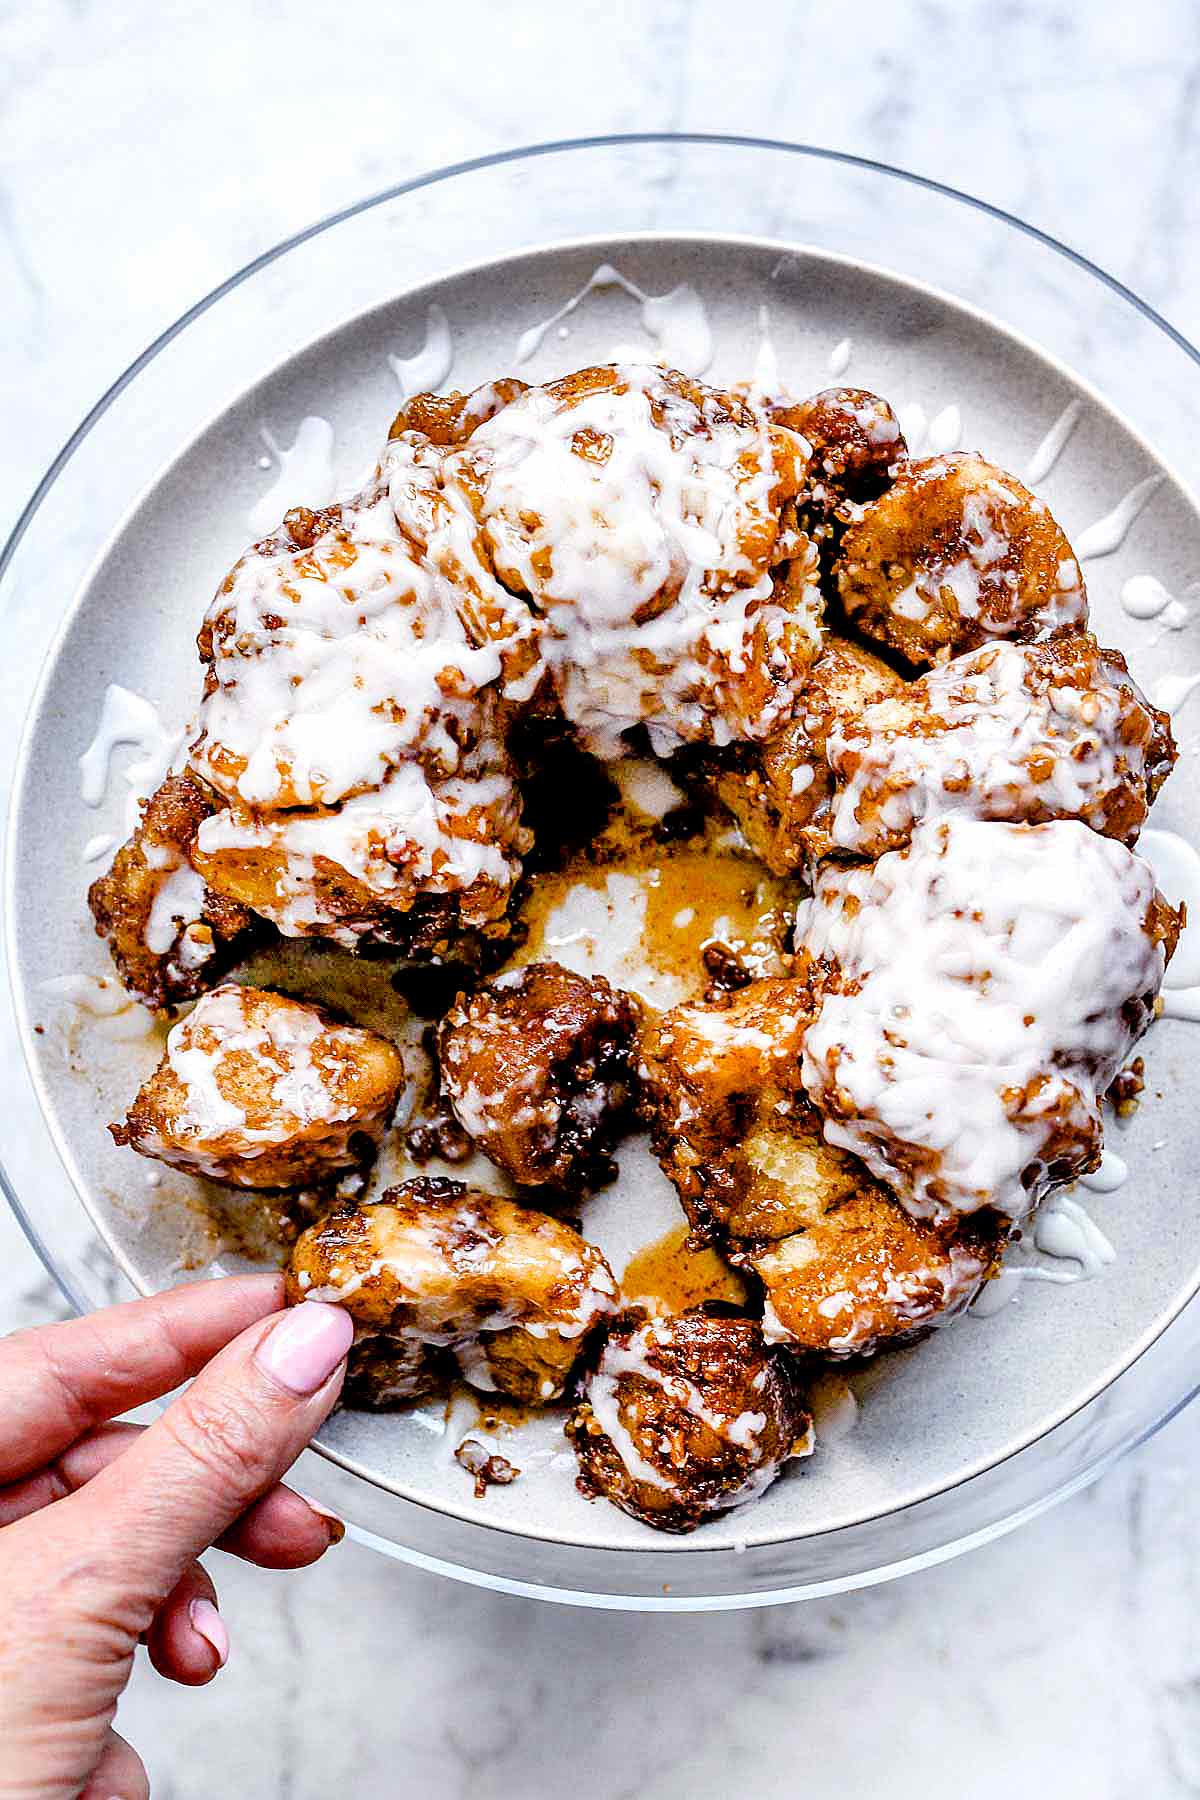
[622,1223,751,1314]
[12,234,1200,1550]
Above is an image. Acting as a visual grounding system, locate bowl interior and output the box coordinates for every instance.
[12,232,1200,1553]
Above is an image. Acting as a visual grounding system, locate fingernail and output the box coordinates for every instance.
[299,1494,347,1545]
[189,1598,229,1669]
[255,1302,355,1397]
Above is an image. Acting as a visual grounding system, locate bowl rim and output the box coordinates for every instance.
[5,130,1199,591]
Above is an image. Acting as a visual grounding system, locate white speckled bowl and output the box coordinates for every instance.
[5,138,1200,1608]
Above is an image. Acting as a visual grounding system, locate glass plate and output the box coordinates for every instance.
[4,135,1200,1609]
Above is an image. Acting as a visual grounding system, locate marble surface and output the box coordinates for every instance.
[5,1,1200,1792]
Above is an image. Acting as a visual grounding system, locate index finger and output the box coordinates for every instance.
[0,1273,284,1482]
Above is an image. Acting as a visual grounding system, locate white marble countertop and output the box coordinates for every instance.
[5,2,1200,1793]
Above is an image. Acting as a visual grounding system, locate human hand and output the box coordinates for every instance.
[0,1274,354,1799]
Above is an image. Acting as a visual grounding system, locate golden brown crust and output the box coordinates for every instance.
[87,774,261,1011]
[640,978,1000,1355]
[112,983,405,1189]
[772,387,906,513]
[189,431,535,952]
[1148,886,1183,971]
[639,979,815,1238]
[286,1178,619,1405]
[191,829,523,961]
[745,1167,1001,1357]
[436,963,641,1194]
[566,1306,811,1532]
[387,378,529,447]
[827,633,1175,853]
[712,635,905,873]
[191,833,377,931]
[835,452,1087,666]
[712,628,1174,868]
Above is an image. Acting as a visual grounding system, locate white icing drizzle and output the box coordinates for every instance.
[39,973,156,1041]
[193,434,531,943]
[79,685,185,832]
[1024,400,1083,485]
[196,362,815,947]
[798,817,1167,1224]
[248,417,336,537]
[751,305,780,399]
[1077,1146,1129,1193]
[586,1343,676,1493]
[200,445,508,811]
[971,1191,1116,1317]
[144,862,210,955]
[878,457,1086,642]
[1031,1194,1117,1277]
[637,286,714,378]
[81,832,116,865]
[469,364,818,756]
[516,267,628,361]
[1120,574,1176,621]
[1075,474,1163,561]
[388,303,454,400]
[925,404,962,455]
[825,637,1153,854]
[610,757,686,822]
[1161,987,1200,1023]
[514,264,714,376]
[42,972,137,1014]
[129,984,404,1180]
[1151,671,1200,718]
[970,1269,1041,1316]
[828,337,852,377]
[1137,828,1200,988]
[168,986,333,1137]
[197,755,520,947]
[585,1318,784,1507]
[970,1259,1081,1314]
[188,360,831,947]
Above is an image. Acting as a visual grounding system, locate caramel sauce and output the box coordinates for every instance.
[639,847,793,989]
[512,802,800,1012]
[471,1389,543,1432]
[622,1221,749,1312]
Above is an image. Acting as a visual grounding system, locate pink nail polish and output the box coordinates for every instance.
[254,1301,354,1397]
[189,1598,229,1669]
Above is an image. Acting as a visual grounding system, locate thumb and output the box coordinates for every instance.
[60,1299,354,1631]
[0,1301,352,1800]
